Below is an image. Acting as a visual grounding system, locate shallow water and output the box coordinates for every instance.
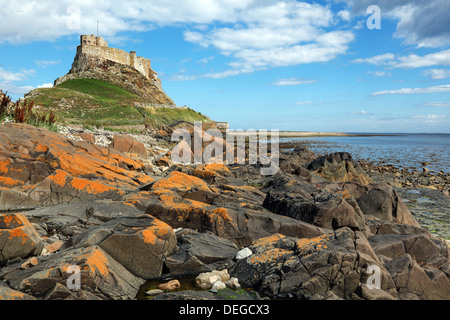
[281,133,450,174]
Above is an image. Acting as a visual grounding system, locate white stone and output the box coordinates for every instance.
[211,281,226,291]
[225,277,241,290]
[236,248,252,260]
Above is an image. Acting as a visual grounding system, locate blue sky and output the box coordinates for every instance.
[1,0,449,133]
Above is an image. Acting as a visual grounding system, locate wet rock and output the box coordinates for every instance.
[158,280,180,291]
[195,270,230,290]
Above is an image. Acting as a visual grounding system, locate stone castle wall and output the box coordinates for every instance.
[77,35,158,83]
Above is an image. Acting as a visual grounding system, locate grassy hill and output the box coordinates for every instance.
[28,78,212,130]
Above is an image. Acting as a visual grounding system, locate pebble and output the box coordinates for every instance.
[145,289,164,296]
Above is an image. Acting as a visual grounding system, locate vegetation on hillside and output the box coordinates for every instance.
[27,78,212,130]
[1,93,57,129]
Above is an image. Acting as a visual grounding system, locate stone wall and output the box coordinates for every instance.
[78,35,157,82]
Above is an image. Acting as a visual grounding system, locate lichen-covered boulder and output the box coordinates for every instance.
[0,214,44,265]
[62,215,177,280]
[231,228,397,300]
[1,245,144,300]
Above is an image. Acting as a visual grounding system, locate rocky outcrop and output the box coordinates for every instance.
[307,152,373,185]
[0,123,449,301]
[54,56,174,105]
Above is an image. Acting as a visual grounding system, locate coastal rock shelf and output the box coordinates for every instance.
[0,123,449,300]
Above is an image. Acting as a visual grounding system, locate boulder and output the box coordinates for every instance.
[231,228,397,300]
[385,254,450,300]
[262,173,369,233]
[195,270,230,290]
[0,245,145,300]
[146,189,328,248]
[0,286,36,300]
[0,123,153,210]
[357,184,420,227]
[0,214,44,265]
[307,152,373,185]
[151,171,218,204]
[62,215,177,280]
[164,230,238,277]
[111,134,147,159]
[368,233,448,265]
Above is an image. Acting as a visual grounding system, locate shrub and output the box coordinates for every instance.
[0,92,12,118]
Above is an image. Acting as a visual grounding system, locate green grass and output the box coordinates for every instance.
[31,78,211,129]
[139,105,211,127]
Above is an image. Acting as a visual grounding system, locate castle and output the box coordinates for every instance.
[77,35,161,88]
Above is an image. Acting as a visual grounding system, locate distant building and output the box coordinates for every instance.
[215,122,230,130]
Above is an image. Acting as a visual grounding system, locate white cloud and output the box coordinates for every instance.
[37,83,54,88]
[337,10,351,21]
[352,53,396,66]
[351,110,369,115]
[1,1,355,79]
[35,59,62,68]
[272,78,316,87]
[422,69,450,80]
[0,67,35,82]
[368,71,392,77]
[184,2,355,78]
[295,101,313,106]
[421,102,450,108]
[373,84,450,96]
[353,49,450,69]
[335,0,450,48]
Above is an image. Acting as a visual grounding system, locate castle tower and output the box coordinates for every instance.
[80,34,108,47]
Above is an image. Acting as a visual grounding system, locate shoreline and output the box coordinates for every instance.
[227,131,397,138]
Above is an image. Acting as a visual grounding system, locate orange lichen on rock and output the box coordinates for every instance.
[0,176,25,187]
[80,247,110,277]
[152,171,213,194]
[139,219,173,245]
[250,234,286,251]
[248,248,292,265]
[48,169,69,187]
[7,228,31,245]
[295,234,333,257]
[193,163,232,180]
[33,144,49,153]
[70,177,116,195]
[0,159,10,175]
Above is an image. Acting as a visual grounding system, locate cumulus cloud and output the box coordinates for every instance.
[184,2,355,78]
[372,84,450,96]
[334,0,450,47]
[422,69,450,80]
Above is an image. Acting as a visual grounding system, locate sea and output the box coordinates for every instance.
[280,133,450,174]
